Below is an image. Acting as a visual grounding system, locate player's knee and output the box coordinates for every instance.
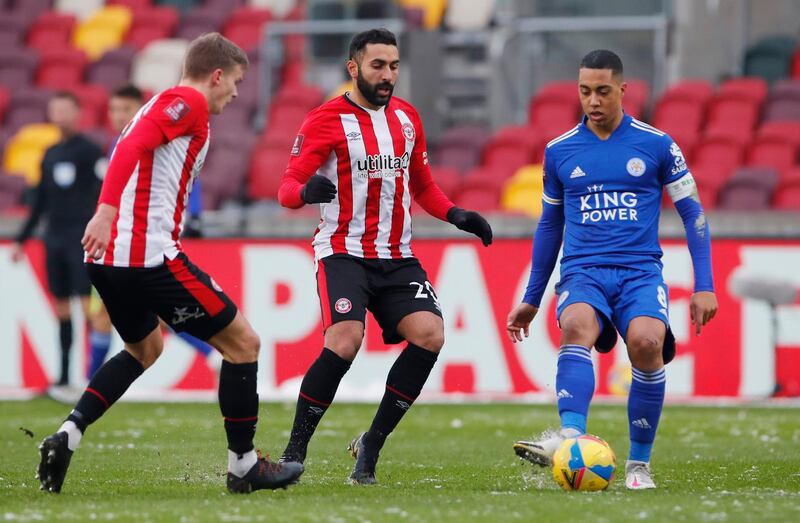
[559,315,597,345]
[411,328,444,353]
[325,324,364,361]
[129,340,163,369]
[627,333,661,354]
[237,328,261,362]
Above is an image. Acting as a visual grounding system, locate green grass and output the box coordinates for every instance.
[1,399,799,522]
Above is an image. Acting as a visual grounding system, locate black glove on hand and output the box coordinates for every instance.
[301,175,337,204]
[447,207,493,246]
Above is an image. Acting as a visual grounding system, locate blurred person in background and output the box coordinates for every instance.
[12,92,105,387]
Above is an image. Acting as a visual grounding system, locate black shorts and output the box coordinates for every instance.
[316,254,443,344]
[45,239,91,299]
[86,253,238,344]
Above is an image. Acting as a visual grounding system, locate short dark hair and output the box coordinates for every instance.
[348,28,397,63]
[580,49,624,77]
[183,32,249,80]
[111,84,144,102]
[52,91,79,107]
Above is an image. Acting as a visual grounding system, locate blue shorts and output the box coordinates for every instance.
[554,266,675,362]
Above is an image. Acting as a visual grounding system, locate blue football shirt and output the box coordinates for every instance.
[542,114,690,275]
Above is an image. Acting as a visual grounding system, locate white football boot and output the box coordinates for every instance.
[513,431,565,467]
[625,460,656,490]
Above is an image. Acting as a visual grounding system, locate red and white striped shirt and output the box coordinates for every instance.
[93,86,210,268]
[278,94,454,260]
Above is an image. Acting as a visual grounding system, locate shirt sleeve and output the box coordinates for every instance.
[407,108,455,221]
[541,147,564,206]
[99,91,206,209]
[522,150,565,306]
[278,110,336,208]
[16,172,47,243]
[661,135,714,292]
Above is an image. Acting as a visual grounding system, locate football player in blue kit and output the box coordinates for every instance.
[506,50,718,489]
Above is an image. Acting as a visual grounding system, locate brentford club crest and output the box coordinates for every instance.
[401,122,415,141]
[335,298,352,314]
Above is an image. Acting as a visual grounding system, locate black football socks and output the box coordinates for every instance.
[282,348,352,462]
[363,343,438,452]
[61,350,145,449]
[57,319,72,385]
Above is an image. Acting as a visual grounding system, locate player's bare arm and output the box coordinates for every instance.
[506,302,538,343]
[81,204,117,260]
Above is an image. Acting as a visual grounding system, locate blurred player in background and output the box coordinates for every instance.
[36,33,303,495]
[278,28,493,484]
[506,50,718,489]
[12,92,105,387]
[87,84,216,378]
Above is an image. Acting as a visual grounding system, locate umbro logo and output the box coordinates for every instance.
[570,166,587,178]
[556,389,573,399]
[308,406,325,415]
[396,400,411,411]
[346,131,362,141]
[632,418,652,429]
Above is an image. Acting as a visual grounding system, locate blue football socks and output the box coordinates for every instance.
[628,367,666,462]
[556,345,594,435]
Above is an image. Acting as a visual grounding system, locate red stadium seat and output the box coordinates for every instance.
[35,49,88,89]
[453,180,501,211]
[26,11,76,54]
[660,79,715,105]
[757,121,800,146]
[222,7,272,51]
[462,167,506,191]
[693,136,745,174]
[71,84,110,130]
[429,166,462,198]
[481,125,541,173]
[272,84,324,109]
[773,180,800,210]
[0,86,9,125]
[653,97,705,134]
[793,47,800,78]
[623,79,650,119]
[248,145,290,200]
[705,95,761,134]
[536,81,577,103]
[528,95,581,137]
[718,77,769,105]
[703,123,753,148]
[746,136,798,177]
[108,0,154,9]
[127,6,179,50]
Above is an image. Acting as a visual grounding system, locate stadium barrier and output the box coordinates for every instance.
[1,239,798,400]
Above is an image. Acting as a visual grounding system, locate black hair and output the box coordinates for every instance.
[111,84,144,102]
[348,28,397,62]
[52,91,80,106]
[580,49,624,77]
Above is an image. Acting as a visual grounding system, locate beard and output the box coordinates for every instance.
[356,68,394,107]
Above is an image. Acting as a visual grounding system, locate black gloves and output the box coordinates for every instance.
[301,175,337,204]
[447,206,493,246]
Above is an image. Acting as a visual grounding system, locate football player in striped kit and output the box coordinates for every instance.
[278,28,493,484]
[36,33,303,495]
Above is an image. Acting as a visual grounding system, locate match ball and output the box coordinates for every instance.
[552,434,616,491]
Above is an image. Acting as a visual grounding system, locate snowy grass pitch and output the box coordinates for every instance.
[2,399,799,522]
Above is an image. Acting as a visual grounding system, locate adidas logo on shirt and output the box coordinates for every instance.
[632,418,652,429]
[556,389,573,399]
[570,166,587,178]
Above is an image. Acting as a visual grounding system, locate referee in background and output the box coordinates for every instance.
[12,91,105,387]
